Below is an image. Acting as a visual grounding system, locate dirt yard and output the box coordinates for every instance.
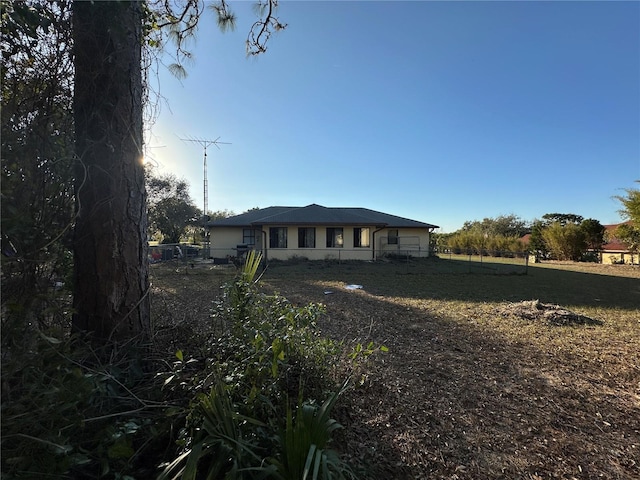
[150,258,640,479]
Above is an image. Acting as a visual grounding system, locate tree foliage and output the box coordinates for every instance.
[580,218,606,251]
[210,208,236,221]
[449,214,527,256]
[541,222,587,261]
[614,223,640,257]
[614,181,640,256]
[614,181,640,225]
[446,231,525,256]
[144,0,286,79]
[527,220,548,259]
[541,213,584,226]
[147,173,200,243]
[1,0,75,329]
[461,214,529,238]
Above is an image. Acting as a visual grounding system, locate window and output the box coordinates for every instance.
[298,227,316,248]
[269,227,287,248]
[354,227,370,248]
[243,229,256,246]
[388,229,398,245]
[326,228,343,248]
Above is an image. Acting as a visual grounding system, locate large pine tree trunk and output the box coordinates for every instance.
[72,0,150,343]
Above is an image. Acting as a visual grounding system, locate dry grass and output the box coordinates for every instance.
[150,257,640,479]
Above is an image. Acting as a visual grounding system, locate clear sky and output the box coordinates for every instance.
[147,0,640,233]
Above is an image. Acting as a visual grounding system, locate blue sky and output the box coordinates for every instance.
[147,1,640,233]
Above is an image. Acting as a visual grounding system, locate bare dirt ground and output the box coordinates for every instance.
[150,258,640,479]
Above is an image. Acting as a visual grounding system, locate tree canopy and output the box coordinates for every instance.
[541,213,584,226]
[613,181,640,256]
[1,0,75,327]
[147,172,200,243]
[541,222,587,261]
[461,214,529,238]
[581,218,606,251]
[614,181,640,225]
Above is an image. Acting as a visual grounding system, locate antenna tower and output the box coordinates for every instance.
[179,136,230,258]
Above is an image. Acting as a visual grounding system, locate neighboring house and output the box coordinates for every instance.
[601,222,635,264]
[518,234,538,263]
[207,204,439,261]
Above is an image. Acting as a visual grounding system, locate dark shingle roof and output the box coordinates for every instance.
[209,204,438,229]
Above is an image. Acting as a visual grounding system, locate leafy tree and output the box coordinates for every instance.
[614,223,640,260]
[147,171,193,206]
[153,198,201,244]
[580,218,606,251]
[614,181,640,225]
[613,181,640,258]
[431,232,454,253]
[209,208,236,221]
[527,220,549,260]
[447,231,479,254]
[542,222,587,261]
[541,213,584,226]
[1,0,75,328]
[147,173,200,243]
[461,214,529,238]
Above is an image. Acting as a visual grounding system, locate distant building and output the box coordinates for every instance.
[601,222,635,264]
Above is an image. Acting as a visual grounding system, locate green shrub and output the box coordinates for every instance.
[159,251,356,479]
[159,380,355,480]
[268,384,356,480]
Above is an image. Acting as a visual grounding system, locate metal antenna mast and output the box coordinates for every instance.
[179,136,230,258]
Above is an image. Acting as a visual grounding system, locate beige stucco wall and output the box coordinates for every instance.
[210,227,263,258]
[601,251,636,265]
[376,228,432,258]
[211,225,433,261]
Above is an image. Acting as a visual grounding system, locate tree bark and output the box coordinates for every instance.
[72,0,150,344]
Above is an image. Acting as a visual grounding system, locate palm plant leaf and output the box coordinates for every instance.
[271,383,356,479]
[241,249,262,283]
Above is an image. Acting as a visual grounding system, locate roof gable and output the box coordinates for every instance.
[209,204,438,229]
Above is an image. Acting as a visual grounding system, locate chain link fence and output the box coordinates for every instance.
[148,243,530,275]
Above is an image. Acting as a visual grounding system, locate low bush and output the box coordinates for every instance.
[2,250,368,479]
[158,251,359,479]
[0,326,166,479]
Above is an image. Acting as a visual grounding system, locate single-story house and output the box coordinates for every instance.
[207,204,439,261]
[600,222,636,264]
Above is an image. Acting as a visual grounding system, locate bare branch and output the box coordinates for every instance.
[246,0,287,56]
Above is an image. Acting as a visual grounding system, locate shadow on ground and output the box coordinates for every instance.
[265,257,640,311]
[261,261,640,479]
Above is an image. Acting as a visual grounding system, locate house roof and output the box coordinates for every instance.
[519,233,531,245]
[208,204,439,229]
[602,221,632,252]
